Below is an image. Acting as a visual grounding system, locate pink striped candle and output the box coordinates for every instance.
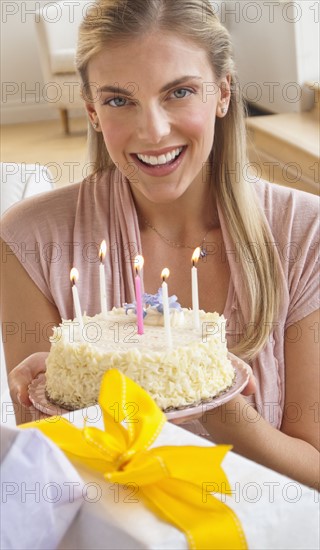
[134,255,144,335]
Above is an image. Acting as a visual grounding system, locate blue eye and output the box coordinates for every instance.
[106,97,128,107]
[173,88,192,99]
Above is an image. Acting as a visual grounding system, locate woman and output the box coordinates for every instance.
[1,0,319,487]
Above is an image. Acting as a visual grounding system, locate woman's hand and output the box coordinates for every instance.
[8,352,50,424]
[241,368,256,396]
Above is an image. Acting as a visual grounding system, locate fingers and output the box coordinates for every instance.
[9,368,33,407]
[8,352,48,407]
[241,373,257,396]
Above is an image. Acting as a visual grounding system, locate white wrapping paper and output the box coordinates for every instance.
[1,409,318,550]
[0,425,84,550]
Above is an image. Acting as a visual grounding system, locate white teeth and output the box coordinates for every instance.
[137,147,183,166]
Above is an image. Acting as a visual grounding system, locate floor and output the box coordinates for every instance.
[1,113,318,196]
[1,117,88,188]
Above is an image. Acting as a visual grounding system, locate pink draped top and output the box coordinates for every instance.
[1,169,319,429]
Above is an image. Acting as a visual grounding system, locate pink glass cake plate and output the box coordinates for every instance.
[29,353,251,420]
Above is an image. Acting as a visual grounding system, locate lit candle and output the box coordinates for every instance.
[99,240,108,316]
[134,255,144,335]
[161,268,172,349]
[191,247,201,331]
[70,268,84,334]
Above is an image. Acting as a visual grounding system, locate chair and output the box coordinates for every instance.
[34,1,85,134]
[0,163,54,425]
[0,163,54,214]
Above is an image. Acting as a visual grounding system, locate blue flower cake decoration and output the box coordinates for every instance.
[124,288,182,317]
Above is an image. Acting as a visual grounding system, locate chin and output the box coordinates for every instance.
[139,187,187,205]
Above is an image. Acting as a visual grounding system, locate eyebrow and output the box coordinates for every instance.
[97,76,203,96]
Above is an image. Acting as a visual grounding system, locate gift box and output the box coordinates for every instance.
[8,370,319,550]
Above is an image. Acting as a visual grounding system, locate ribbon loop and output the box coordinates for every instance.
[99,369,166,452]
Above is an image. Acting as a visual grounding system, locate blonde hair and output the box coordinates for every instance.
[76,0,282,360]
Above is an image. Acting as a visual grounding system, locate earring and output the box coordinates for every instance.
[221,107,227,115]
[92,121,98,129]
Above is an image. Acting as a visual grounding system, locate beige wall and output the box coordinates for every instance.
[1,0,319,123]
[216,0,319,113]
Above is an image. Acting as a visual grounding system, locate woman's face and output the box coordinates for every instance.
[86,31,229,204]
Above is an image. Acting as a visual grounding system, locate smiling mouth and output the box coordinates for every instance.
[133,146,185,167]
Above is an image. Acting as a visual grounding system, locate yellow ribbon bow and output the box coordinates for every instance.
[24,369,247,550]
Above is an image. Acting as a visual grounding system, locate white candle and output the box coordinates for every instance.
[134,255,145,335]
[70,268,84,335]
[191,248,201,331]
[161,268,172,349]
[99,240,108,316]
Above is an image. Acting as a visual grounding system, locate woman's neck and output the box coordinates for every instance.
[130,179,219,240]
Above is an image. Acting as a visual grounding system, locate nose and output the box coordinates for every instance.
[136,104,170,144]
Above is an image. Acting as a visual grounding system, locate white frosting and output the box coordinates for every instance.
[45,307,235,410]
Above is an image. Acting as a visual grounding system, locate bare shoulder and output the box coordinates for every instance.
[1,181,81,226]
[0,236,61,372]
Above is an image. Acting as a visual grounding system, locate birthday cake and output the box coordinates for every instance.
[45,293,235,411]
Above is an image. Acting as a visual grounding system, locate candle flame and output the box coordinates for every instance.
[192,247,201,265]
[161,268,170,281]
[134,255,144,272]
[70,267,79,285]
[99,240,107,262]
